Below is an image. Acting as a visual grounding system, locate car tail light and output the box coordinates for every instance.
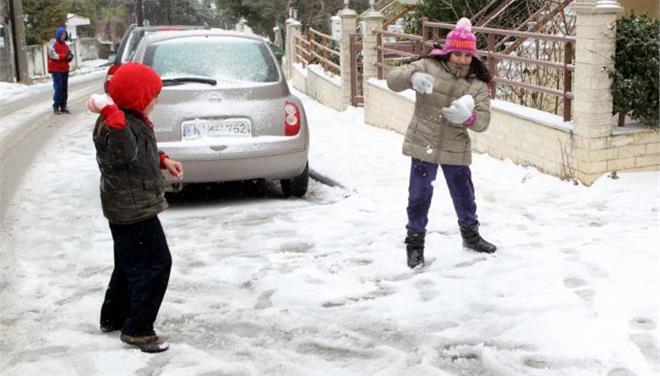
[284,101,301,136]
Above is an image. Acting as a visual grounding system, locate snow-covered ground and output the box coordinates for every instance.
[0,81,658,376]
[78,59,110,73]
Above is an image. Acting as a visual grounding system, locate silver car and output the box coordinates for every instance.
[132,30,310,197]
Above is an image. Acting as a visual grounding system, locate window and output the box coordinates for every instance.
[144,36,279,84]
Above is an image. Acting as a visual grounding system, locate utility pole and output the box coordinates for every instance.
[0,0,13,82]
[136,0,144,26]
[8,0,29,83]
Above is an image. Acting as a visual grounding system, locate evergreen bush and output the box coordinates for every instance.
[609,14,659,128]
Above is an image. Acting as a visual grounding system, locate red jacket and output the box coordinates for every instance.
[47,28,71,73]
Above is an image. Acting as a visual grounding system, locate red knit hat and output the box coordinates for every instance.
[429,18,477,57]
[106,62,163,114]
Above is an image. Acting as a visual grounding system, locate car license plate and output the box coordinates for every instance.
[182,119,251,140]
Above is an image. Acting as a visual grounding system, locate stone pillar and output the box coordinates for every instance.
[572,0,622,184]
[73,38,81,70]
[284,18,302,80]
[361,8,385,82]
[339,6,358,109]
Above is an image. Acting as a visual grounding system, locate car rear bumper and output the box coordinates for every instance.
[160,144,308,183]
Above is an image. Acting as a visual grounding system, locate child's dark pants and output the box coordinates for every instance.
[406,158,477,234]
[51,72,68,110]
[101,216,172,336]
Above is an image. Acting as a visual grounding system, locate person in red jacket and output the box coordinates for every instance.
[47,27,74,114]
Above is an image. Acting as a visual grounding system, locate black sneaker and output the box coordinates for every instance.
[53,106,62,115]
[60,107,71,114]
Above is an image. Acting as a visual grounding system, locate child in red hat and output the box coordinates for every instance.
[88,62,183,353]
[387,18,497,269]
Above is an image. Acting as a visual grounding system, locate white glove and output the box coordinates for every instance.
[410,72,434,94]
[87,93,114,113]
[441,94,475,124]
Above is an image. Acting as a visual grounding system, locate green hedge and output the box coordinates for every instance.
[609,14,659,128]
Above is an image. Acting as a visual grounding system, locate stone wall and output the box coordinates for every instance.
[26,45,46,78]
[77,38,99,61]
[364,79,414,135]
[289,61,307,93]
[470,103,574,179]
[364,79,660,183]
[25,38,101,78]
[306,66,344,112]
[598,128,660,173]
[288,62,344,112]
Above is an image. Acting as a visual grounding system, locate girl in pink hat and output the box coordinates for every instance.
[386,18,496,269]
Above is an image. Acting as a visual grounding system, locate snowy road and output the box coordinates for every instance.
[0,72,104,226]
[0,77,658,376]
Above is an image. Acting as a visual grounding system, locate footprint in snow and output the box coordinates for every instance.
[606,368,637,376]
[454,256,488,268]
[563,277,596,304]
[628,317,660,368]
[279,241,314,254]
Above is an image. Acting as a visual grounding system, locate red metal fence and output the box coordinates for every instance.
[349,33,363,106]
[294,34,311,67]
[307,28,341,75]
[375,20,575,121]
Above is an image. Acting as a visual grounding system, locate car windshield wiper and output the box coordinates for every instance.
[162,77,217,86]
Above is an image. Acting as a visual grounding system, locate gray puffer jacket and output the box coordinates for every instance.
[93,112,167,224]
[387,58,491,165]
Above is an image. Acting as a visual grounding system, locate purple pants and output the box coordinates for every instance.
[406,158,477,234]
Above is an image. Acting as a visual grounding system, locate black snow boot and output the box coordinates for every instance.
[60,106,71,114]
[405,231,425,268]
[53,105,61,115]
[460,222,497,253]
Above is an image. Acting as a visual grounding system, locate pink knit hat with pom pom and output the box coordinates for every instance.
[429,18,477,57]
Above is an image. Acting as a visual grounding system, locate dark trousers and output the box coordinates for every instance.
[101,216,172,336]
[406,158,477,234]
[51,72,68,109]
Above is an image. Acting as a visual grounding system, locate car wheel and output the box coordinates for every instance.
[281,162,309,198]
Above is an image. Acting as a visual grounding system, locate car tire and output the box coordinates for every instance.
[281,162,309,198]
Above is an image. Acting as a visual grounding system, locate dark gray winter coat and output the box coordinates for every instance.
[93,112,167,224]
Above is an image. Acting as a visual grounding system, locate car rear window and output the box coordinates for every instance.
[144,36,279,84]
